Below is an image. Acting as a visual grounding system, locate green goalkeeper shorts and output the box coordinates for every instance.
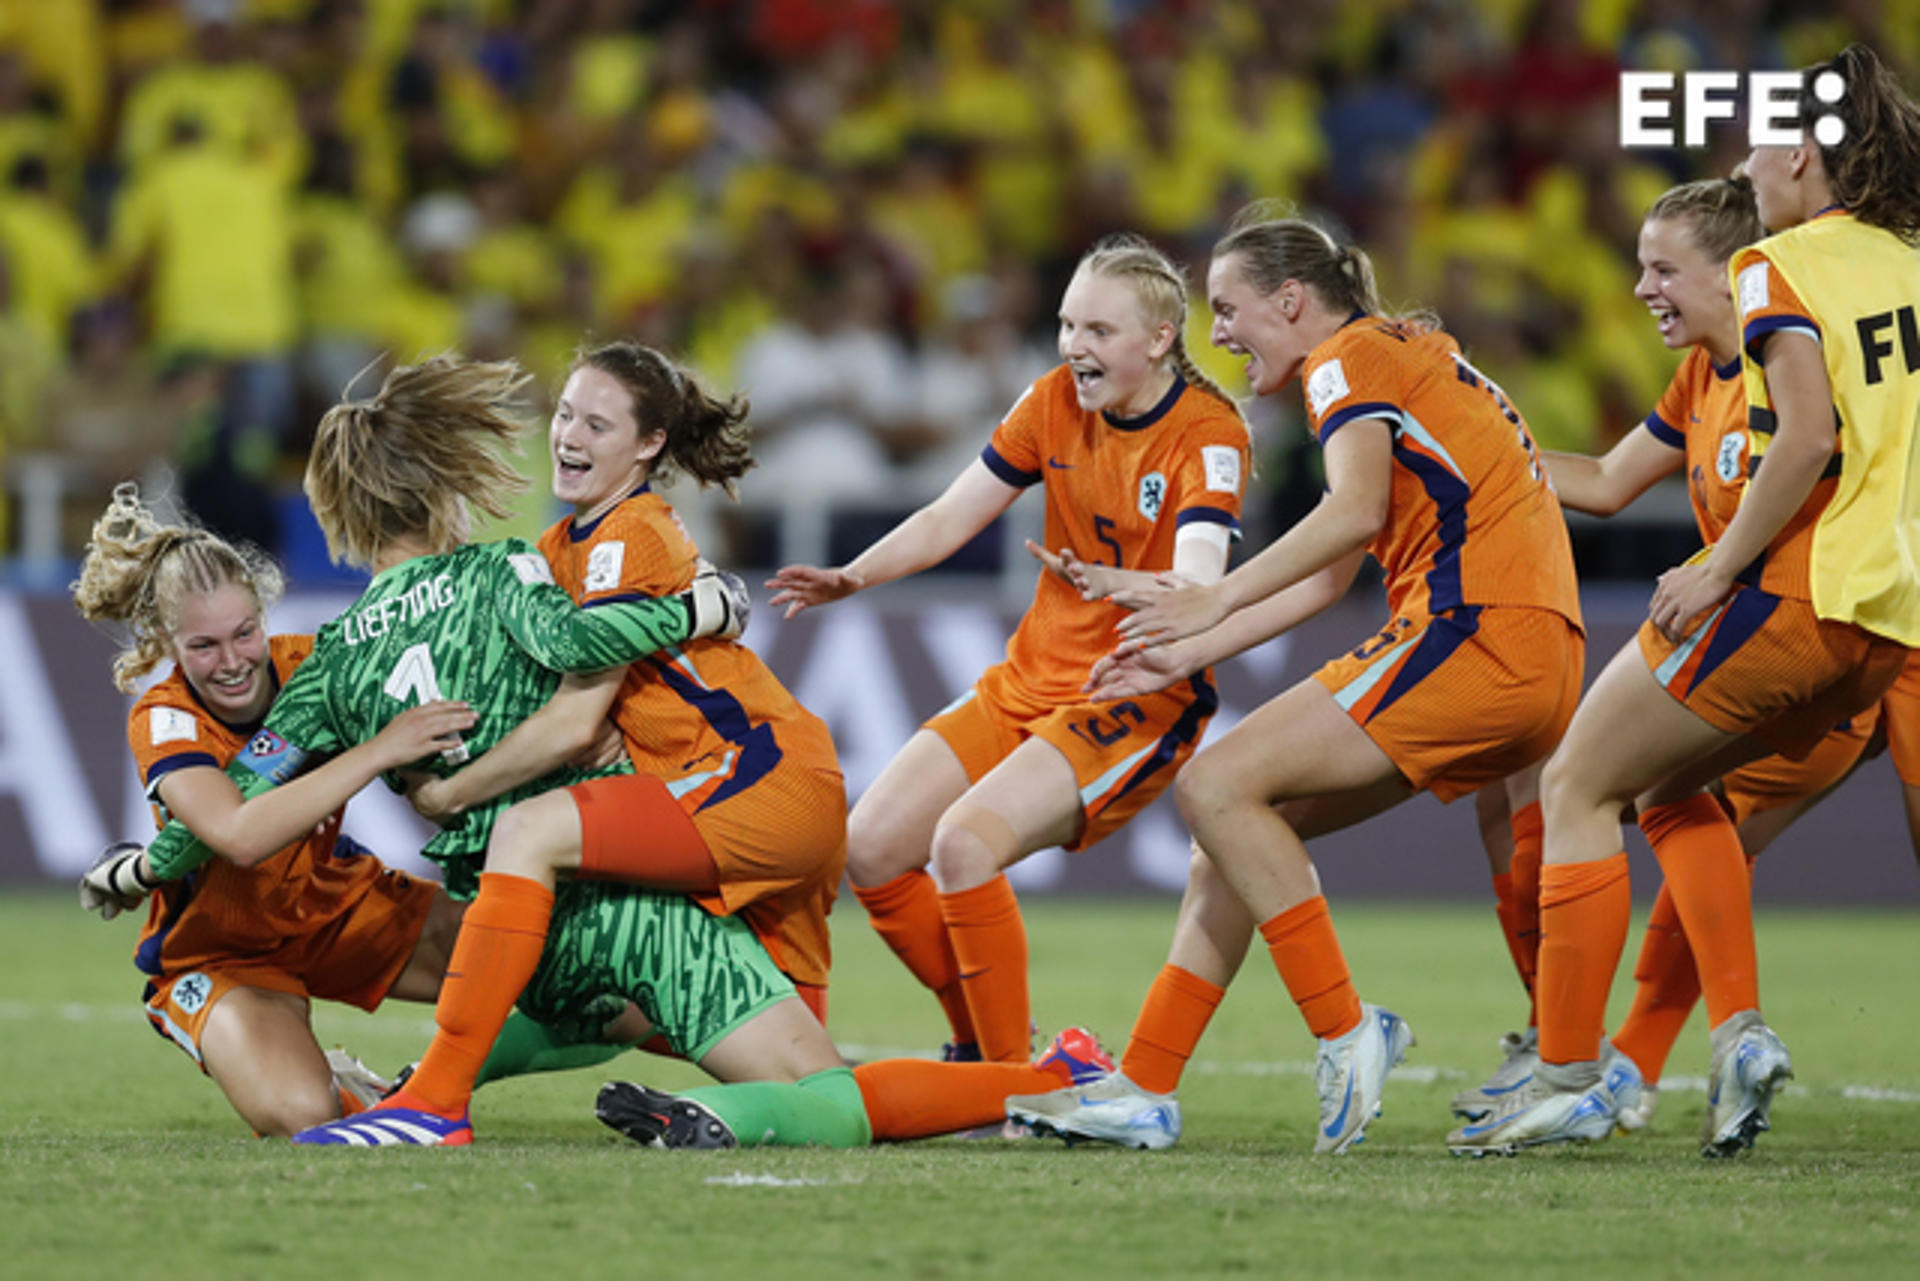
[517,881,794,1062]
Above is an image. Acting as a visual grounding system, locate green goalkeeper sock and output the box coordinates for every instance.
[475,1011,627,1088]
[681,1066,871,1148]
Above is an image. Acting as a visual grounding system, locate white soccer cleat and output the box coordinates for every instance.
[1446,1053,1643,1157]
[326,1048,393,1112]
[1313,1003,1415,1155]
[1703,1016,1792,1158]
[1449,1026,1539,1120]
[1006,1072,1182,1150]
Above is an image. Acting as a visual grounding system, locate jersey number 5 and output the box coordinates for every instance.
[383,642,470,764]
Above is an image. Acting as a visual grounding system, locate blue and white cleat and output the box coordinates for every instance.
[1703,1016,1792,1158]
[1314,1003,1415,1155]
[1449,1027,1538,1120]
[291,1104,472,1147]
[1446,1052,1642,1157]
[1006,1072,1181,1150]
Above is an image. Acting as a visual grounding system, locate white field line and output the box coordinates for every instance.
[13,1007,1916,1105]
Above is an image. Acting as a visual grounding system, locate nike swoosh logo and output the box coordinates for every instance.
[1322,1071,1355,1138]
[1046,457,1074,469]
[959,968,990,981]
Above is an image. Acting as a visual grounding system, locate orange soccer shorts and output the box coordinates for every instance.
[1313,605,1583,801]
[570,715,847,988]
[1717,707,1877,825]
[923,660,1217,851]
[1637,586,1910,760]
[1878,650,1920,786]
[142,873,436,1068]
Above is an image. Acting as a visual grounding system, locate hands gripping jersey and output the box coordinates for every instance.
[981,366,1250,700]
[1643,347,1750,542]
[143,539,701,898]
[1732,209,1920,640]
[1302,318,1581,627]
[538,486,847,986]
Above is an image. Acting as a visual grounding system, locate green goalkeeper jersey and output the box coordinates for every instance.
[144,539,699,896]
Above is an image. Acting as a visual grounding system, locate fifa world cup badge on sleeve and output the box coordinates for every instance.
[237,729,309,785]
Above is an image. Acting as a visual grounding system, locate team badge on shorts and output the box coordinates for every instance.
[1138,472,1166,520]
[171,972,214,1015]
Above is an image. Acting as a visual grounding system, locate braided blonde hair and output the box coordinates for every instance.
[71,484,284,691]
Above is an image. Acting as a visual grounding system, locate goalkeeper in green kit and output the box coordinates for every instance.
[98,355,1114,1149]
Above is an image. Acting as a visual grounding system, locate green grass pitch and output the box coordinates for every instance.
[2,889,1914,1279]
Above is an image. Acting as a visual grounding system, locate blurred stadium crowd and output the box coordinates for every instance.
[0,0,1913,582]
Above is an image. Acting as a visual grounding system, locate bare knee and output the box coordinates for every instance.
[488,793,572,878]
[846,797,929,888]
[1173,752,1238,828]
[927,817,997,891]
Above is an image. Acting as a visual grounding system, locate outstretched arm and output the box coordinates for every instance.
[1113,419,1392,647]
[767,461,1022,616]
[1544,427,1682,517]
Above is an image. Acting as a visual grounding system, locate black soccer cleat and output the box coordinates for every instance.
[596,1081,738,1150]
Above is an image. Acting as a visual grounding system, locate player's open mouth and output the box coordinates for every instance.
[1649,305,1679,337]
[210,669,254,692]
[1072,366,1104,391]
[556,454,591,478]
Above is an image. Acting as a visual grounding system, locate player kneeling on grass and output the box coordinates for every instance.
[72,484,475,1137]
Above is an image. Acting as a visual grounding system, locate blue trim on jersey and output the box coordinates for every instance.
[1362,607,1482,723]
[649,661,785,810]
[1684,585,1780,694]
[1393,437,1471,615]
[583,591,657,607]
[1643,413,1687,450]
[1712,353,1742,381]
[1102,375,1187,432]
[1175,506,1240,531]
[567,484,653,543]
[982,445,1041,488]
[1744,314,1821,365]
[144,752,221,789]
[1090,671,1219,817]
[1319,401,1399,445]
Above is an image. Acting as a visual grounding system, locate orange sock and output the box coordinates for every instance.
[396,872,554,1117]
[1509,801,1544,1013]
[853,871,975,1047]
[852,1059,1063,1141]
[940,876,1030,1062]
[1120,965,1225,1094]
[1638,794,1757,1026]
[1608,881,1698,1085]
[1258,896,1361,1041]
[1536,853,1631,1065]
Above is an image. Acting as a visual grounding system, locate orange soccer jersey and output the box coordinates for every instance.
[537,487,846,987]
[126,634,433,1000]
[1300,318,1581,626]
[1644,346,1750,543]
[981,365,1251,701]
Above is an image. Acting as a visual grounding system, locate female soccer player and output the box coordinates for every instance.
[767,233,1250,1068]
[72,485,476,1136]
[112,353,1107,1150]
[396,339,846,1077]
[1451,44,1920,1157]
[1011,205,1585,1154]
[118,355,751,1144]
